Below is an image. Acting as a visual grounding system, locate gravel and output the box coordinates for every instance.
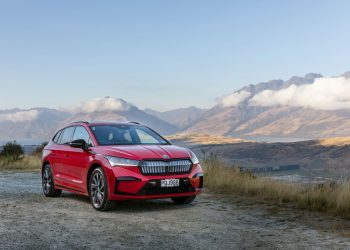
[1,172,350,250]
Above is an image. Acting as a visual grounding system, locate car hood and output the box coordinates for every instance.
[96,145,192,160]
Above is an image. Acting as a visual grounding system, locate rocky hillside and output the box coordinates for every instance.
[184,71,350,140]
[144,106,206,129]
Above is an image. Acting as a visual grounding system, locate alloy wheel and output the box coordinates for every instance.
[90,171,105,208]
[42,167,52,195]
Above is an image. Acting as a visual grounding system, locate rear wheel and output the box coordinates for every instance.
[89,167,112,211]
[42,164,62,197]
[171,196,196,205]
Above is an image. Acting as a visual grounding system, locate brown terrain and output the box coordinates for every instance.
[169,133,350,177]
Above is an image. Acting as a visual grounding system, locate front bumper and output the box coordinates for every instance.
[105,163,203,201]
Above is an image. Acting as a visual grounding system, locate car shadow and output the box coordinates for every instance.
[60,192,196,213]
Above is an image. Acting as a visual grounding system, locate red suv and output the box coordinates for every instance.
[42,121,203,211]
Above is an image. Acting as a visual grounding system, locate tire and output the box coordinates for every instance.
[89,167,113,211]
[171,196,196,205]
[42,164,62,197]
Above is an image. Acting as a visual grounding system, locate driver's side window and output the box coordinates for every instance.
[72,126,94,147]
[58,126,75,145]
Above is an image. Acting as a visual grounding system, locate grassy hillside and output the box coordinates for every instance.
[203,154,350,218]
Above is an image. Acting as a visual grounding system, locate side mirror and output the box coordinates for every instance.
[69,139,88,150]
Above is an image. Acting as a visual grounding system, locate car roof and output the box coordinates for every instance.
[69,121,141,126]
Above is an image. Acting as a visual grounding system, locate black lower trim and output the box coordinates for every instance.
[138,178,195,196]
[199,176,204,189]
[114,176,141,194]
[56,184,84,193]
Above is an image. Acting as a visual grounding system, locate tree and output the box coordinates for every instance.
[0,141,24,161]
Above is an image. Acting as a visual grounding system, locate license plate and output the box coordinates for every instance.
[161,179,179,188]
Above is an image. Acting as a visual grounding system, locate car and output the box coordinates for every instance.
[42,121,203,211]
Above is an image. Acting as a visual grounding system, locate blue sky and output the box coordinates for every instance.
[0,0,349,111]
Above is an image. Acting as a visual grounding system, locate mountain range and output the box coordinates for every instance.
[182,71,350,140]
[0,99,178,144]
[1,70,350,144]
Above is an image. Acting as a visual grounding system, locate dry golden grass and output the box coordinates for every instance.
[317,137,350,146]
[0,155,41,171]
[203,155,350,218]
[167,133,250,145]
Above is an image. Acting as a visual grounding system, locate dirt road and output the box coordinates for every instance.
[1,172,350,249]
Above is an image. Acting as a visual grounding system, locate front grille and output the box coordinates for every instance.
[140,159,192,175]
[138,178,195,195]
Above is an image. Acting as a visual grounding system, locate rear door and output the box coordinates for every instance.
[54,126,77,189]
[67,126,94,192]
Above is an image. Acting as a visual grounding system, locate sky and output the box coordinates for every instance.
[0,0,350,111]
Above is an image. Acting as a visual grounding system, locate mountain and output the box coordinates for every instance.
[2,71,350,144]
[0,98,178,144]
[184,72,350,140]
[0,108,70,144]
[144,106,206,129]
[61,105,178,136]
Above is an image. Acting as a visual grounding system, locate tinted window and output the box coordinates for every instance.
[72,126,93,146]
[59,126,76,145]
[90,125,168,146]
[53,130,62,143]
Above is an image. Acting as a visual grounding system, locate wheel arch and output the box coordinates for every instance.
[42,160,50,174]
[87,163,103,194]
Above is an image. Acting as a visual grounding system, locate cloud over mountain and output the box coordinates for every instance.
[63,97,130,113]
[249,76,350,110]
[218,74,350,111]
[0,110,40,122]
[219,91,251,107]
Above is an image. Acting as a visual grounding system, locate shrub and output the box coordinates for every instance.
[0,141,24,162]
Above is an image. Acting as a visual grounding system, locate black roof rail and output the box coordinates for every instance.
[128,121,140,125]
[70,121,90,124]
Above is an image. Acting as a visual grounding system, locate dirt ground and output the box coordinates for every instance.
[1,172,350,250]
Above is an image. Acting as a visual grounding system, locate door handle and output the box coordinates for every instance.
[64,154,70,158]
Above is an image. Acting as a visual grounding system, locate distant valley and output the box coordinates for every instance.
[169,133,350,179]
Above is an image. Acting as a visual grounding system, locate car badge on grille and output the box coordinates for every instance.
[162,154,170,159]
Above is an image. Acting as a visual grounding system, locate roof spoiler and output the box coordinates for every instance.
[70,121,90,124]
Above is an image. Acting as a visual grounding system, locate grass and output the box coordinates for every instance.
[203,154,350,218]
[0,155,41,171]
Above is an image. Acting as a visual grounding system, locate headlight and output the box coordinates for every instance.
[105,156,140,167]
[190,152,199,164]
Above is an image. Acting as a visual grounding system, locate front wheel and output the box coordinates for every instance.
[171,196,196,205]
[89,167,112,211]
[42,164,62,197]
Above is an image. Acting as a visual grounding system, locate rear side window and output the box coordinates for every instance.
[59,126,76,145]
[53,130,62,143]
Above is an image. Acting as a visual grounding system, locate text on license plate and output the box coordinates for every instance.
[160,179,179,188]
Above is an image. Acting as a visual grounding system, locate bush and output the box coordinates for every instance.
[0,141,24,162]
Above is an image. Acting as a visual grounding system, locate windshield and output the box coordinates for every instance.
[89,124,169,146]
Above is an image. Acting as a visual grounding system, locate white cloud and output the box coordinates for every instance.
[64,97,130,113]
[249,76,350,110]
[219,91,251,107]
[0,110,40,122]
